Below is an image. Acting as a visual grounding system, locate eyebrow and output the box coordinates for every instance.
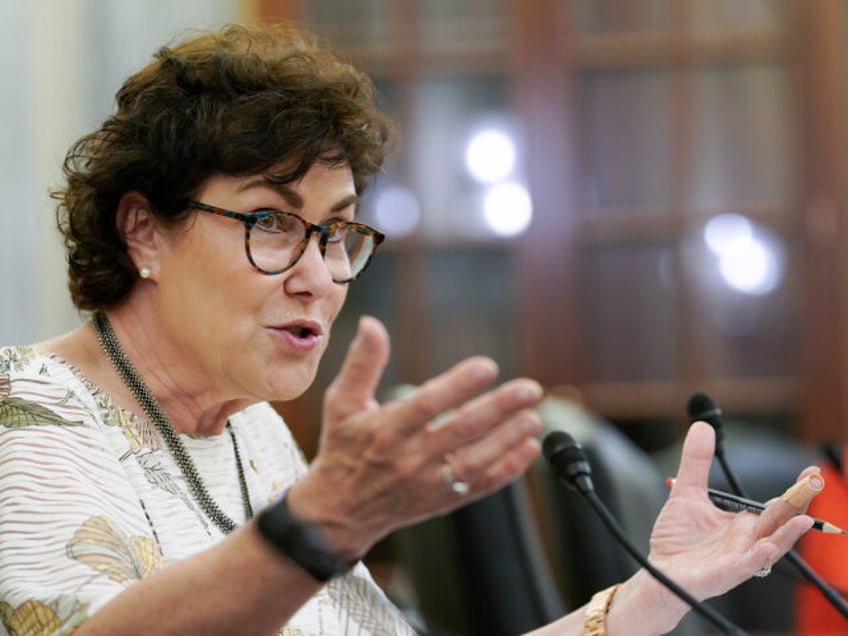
[237,178,358,214]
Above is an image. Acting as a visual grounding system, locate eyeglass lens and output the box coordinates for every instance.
[249,212,375,280]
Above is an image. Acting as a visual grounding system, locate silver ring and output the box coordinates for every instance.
[753,565,772,578]
[441,460,470,496]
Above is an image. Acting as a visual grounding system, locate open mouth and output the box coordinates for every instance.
[278,322,321,340]
[285,325,314,338]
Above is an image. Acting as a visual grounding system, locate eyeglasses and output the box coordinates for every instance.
[188,200,385,283]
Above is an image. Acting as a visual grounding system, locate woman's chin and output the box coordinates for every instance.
[261,369,319,403]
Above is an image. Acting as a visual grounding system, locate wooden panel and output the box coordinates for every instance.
[792,0,848,442]
[511,0,583,387]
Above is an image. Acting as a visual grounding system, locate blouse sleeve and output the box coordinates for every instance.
[0,357,160,635]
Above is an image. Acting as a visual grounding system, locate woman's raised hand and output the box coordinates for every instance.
[287,315,544,561]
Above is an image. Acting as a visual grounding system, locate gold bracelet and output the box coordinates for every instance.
[583,583,622,636]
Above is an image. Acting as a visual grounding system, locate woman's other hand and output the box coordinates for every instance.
[610,421,820,635]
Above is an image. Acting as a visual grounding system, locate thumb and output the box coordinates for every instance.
[670,421,715,495]
[325,315,391,417]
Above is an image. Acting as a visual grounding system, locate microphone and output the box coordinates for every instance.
[687,392,848,620]
[543,431,747,635]
[686,392,723,438]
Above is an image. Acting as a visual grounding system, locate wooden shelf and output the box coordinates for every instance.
[572,376,800,423]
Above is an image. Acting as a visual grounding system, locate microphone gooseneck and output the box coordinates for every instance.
[543,431,747,636]
[687,392,848,621]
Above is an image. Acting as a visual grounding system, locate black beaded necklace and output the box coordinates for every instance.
[92,311,253,533]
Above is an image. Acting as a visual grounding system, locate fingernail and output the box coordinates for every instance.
[355,315,368,340]
[470,358,498,380]
[781,474,826,508]
[519,413,542,434]
[516,384,542,404]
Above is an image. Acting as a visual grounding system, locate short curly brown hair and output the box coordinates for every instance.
[54,23,395,311]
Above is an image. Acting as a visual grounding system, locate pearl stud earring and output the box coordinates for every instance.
[139,266,152,279]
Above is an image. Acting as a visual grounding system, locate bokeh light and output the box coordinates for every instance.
[703,213,784,295]
[465,128,516,184]
[482,181,532,237]
[373,185,421,237]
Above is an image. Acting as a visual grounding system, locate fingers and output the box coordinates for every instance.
[319,319,545,526]
[782,472,825,509]
[440,408,543,495]
[324,316,391,418]
[386,357,505,438]
[329,313,542,448]
[734,513,815,578]
[424,378,544,449]
[755,470,823,537]
[381,370,543,505]
[381,375,543,495]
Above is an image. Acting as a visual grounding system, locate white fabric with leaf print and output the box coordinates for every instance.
[0,345,415,636]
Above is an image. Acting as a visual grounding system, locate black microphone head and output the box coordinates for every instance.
[542,430,594,493]
[686,392,724,443]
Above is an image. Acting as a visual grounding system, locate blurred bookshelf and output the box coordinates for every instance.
[255,0,848,454]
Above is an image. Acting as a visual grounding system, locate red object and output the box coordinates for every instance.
[795,447,848,634]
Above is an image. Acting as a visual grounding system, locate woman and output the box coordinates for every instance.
[0,23,820,636]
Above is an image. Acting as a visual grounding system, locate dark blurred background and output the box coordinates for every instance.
[265,0,848,463]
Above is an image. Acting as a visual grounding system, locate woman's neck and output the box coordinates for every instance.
[41,307,248,436]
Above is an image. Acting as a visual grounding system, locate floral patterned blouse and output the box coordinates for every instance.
[0,346,415,636]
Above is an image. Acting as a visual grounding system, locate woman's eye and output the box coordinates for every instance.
[254,212,296,234]
[253,215,279,231]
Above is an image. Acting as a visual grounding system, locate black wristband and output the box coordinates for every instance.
[256,493,353,582]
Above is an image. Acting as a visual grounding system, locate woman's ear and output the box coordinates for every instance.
[116,192,160,278]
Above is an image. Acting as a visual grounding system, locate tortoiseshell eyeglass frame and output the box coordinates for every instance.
[187,200,385,283]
